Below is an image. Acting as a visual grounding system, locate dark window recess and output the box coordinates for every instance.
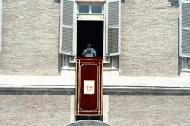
[54,0,60,3]
[76,116,103,121]
[77,21,103,57]
[168,0,179,7]
[181,57,190,69]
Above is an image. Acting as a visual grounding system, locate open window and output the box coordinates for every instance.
[59,0,121,70]
[77,21,103,57]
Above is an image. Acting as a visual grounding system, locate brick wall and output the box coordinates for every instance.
[0,0,60,75]
[120,0,179,76]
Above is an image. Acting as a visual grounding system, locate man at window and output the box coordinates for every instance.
[82,43,97,57]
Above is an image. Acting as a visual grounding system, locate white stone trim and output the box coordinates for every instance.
[76,0,105,2]
[103,95,109,123]
[1,75,190,88]
[70,95,75,123]
[77,14,104,21]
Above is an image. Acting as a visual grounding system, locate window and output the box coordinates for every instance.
[60,0,121,70]
[91,5,103,13]
[78,4,103,14]
[78,5,89,13]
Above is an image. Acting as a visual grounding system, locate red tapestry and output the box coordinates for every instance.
[75,57,103,116]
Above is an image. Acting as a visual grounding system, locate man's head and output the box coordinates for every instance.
[87,43,91,48]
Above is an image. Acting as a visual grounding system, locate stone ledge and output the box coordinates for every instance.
[1,75,190,88]
[1,86,190,95]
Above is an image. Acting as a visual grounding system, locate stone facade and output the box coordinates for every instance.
[1,93,190,126]
[0,0,179,76]
[109,95,190,126]
[120,0,179,76]
[0,0,60,75]
[0,95,71,126]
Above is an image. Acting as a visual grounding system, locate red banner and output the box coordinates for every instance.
[75,57,103,116]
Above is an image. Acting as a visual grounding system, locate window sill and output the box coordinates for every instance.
[181,69,190,73]
[180,69,190,77]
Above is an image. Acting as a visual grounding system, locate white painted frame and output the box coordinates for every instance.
[103,3,106,57]
[73,1,77,56]
[77,14,104,21]
[77,4,104,14]
[105,1,108,56]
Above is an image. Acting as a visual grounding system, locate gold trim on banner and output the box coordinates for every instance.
[75,58,103,116]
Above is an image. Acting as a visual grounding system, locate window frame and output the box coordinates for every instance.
[60,0,121,58]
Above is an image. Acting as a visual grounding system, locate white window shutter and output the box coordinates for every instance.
[180,0,190,57]
[0,0,2,52]
[59,0,74,55]
[106,0,120,56]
